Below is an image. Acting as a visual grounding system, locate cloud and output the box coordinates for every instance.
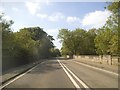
[66,16,80,23]
[0,7,11,21]
[45,28,58,35]
[25,1,40,15]
[12,7,18,12]
[0,7,5,14]
[37,12,81,24]
[36,13,48,19]
[2,15,11,21]
[48,12,65,22]
[82,10,112,29]
[37,12,65,22]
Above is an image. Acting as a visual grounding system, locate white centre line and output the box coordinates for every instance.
[57,60,81,89]
[0,61,46,89]
[73,61,118,76]
[62,63,91,90]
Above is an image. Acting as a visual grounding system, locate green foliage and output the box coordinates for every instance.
[1,13,58,71]
[58,28,97,56]
[50,48,61,57]
[58,2,119,56]
[2,2,119,71]
[95,2,119,55]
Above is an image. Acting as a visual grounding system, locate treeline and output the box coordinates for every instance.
[58,2,119,57]
[58,28,97,56]
[1,14,60,71]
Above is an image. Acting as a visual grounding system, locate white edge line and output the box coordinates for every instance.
[57,60,81,89]
[0,61,46,89]
[62,63,91,90]
[73,61,118,76]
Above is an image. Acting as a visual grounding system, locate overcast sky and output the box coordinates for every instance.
[0,1,112,49]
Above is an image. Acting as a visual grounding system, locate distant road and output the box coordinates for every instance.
[2,58,118,89]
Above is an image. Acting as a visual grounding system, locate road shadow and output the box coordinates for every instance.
[27,60,62,74]
[2,57,74,83]
[28,57,75,74]
[48,57,74,61]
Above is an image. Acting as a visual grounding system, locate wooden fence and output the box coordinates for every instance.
[73,55,119,65]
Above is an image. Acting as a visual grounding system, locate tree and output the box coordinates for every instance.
[1,13,22,71]
[94,2,119,55]
[106,2,119,56]
[50,48,61,57]
[94,28,113,55]
[71,28,87,55]
[14,29,36,62]
[58,29,73,56]
[85,29,97,55]
[58,28,97,57]
[19,27,55,59]
[1,13,57,71]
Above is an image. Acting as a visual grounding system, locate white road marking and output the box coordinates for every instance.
[0,61,46,89]
[62,63,91,90]
[73,61,118,76]
[57,60,81,89]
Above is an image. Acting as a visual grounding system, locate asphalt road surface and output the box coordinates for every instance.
[2,58,118,90]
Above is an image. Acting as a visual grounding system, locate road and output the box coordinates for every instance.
[2,58,118,90]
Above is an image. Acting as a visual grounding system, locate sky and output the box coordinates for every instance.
[0,1,112,49]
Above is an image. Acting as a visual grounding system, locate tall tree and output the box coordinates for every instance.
[58,28,97,57]
[85,29,97,55]
[1,13,57,71]
[19,27,55,59]
[94,2,119,55]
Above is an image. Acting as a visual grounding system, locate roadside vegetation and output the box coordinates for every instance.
[1,2,119,71]
[58,2,119,57]
[1,14,61,71]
